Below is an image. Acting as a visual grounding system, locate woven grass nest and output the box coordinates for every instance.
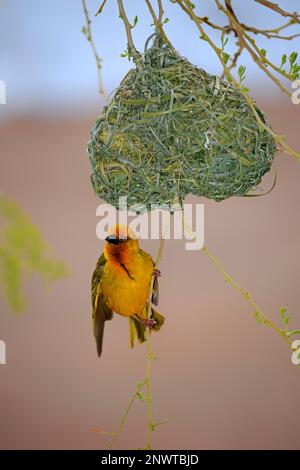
[88,35,276,211]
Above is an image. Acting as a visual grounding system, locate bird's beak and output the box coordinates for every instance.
[105,235,120,245]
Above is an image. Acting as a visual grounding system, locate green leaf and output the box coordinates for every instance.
[0,250,24,312]
[221,32,229,51]
[292,64,300,79]
[163,18,169,24]
[279,306,290,325]
[253,310,264,325]
[238,65,246,83]
[133,15,138,27]
[289,51,298,66]
[136,380,146,389]
[260,48,267,58]
[222,52,230,64]
[280,54,287,69]
[137,391,146,402]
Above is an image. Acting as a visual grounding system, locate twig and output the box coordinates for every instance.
[107,380,147,450]
[241,20,300,40]
[183,219,293,348]
[145,235,165,449]
[202,246,292,346]
[145,0,175,50]
[227,44,243,73]
[255,0,300,22]
[82,0,106,97]
[157,0,164,23]
[95,0,108,16]
[173,0,300,163]
[174,0,232,81]
[117,0,141,69]
[215,0,293,94]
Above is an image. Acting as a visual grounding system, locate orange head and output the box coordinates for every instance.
[104,225,139,260]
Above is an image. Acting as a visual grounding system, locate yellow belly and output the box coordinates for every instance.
[101,255,153,318]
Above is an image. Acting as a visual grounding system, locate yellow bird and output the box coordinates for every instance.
[91,225,164,357]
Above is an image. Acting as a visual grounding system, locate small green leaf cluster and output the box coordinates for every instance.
[0,197,68,312]
[280,52,300,79]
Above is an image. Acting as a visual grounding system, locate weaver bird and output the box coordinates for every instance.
[91,225,164,357]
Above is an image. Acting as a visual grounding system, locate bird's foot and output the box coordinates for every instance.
[141,318,157,329]
[153,268,161,277]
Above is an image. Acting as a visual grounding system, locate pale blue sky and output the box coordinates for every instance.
[0,0,299,118]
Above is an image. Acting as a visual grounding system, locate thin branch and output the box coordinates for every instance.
[202,246,292,346]
[255,0,300,22]
[215,0,293,95]
[174,0,300,163]
[248,19,297,34]
[175,0,232,80]
[228,44,243,71]
[145,235,165,450]
[107,380,147,450]
[183,219,293,348]
[117,0,141,69]
[199,16,231,32]
[82,0,106,97]
[226,0,299,39]
[242,22,300,40]
[95,0,108,16]
[157,0,164,23]
[145,0,175,50]
[221,43,244,79]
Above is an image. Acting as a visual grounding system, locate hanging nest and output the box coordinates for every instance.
[88,35,276,211]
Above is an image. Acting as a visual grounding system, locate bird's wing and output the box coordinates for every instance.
[140,249,159,306]
[91,253,113,357]
[152,274,159,306]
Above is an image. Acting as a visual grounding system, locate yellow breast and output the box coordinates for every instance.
[101,251,153,318]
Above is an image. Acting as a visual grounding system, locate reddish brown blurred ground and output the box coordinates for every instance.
[0,101,300,449]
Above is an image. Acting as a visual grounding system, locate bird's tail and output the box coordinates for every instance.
[129,307,165,348]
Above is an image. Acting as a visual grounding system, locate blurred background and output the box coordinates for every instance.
[0,0,300,450]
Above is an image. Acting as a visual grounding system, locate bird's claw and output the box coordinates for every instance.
[141,318,157,329]
[153,268,161,277]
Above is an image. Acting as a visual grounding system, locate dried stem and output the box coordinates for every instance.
[82,0,106,97]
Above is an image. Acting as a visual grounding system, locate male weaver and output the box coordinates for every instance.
[91,225,164,356]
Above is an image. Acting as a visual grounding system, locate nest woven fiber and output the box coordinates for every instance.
[88,35,276,211]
